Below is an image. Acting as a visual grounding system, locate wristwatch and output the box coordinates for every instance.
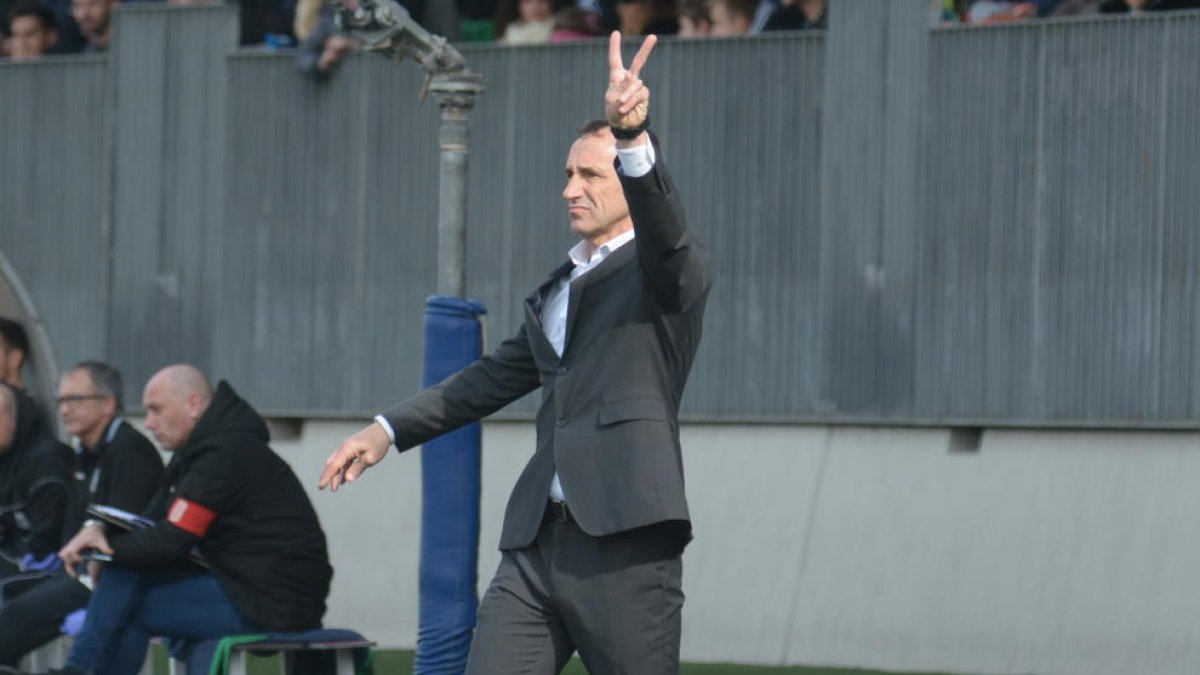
[611,116,650,141]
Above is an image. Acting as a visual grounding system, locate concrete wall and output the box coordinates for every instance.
[180,416,1200,674]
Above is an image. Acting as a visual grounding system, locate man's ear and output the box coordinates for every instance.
[100,394,117,419]
[189,393,204,418]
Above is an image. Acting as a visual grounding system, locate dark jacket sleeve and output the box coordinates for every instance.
[22,450,73,557]
[383,323,541,451]
[620,142,712,315]
[95,426,164,514]
[110,446,238,566]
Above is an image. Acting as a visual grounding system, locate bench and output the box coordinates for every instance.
[21,631,373,675]
[174,630,375,675]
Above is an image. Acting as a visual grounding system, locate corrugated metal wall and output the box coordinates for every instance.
[0,5,1197,425]
[0,57,111,373]
[925,12,1200,425]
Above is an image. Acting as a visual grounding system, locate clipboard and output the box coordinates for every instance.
[86,504,210,568]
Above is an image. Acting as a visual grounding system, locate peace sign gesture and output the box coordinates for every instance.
[605,31,658,135]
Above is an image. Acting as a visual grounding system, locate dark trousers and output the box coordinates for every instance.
[465,515,685,675]
[67,566,259,675]
[0,574,91,665]
[0,558,19,578]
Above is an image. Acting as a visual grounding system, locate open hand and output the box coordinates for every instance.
[318,421,392,491]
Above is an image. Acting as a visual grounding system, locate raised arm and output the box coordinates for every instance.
[607,31,711,314]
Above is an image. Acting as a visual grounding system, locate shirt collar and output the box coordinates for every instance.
[76,416,124,455]
[567,228,636,268]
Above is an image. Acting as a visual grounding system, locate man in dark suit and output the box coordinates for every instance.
[320,31,710,674]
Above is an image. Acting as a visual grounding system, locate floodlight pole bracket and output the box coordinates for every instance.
[336,0,485,298]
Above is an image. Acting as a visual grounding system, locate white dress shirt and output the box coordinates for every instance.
[545,141,654,503]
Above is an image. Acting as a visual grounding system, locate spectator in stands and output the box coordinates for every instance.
[229,0,290,46]
[0,361,162,668]
[11,365,331,675]
[294,2,359,77]
[1099,0,1200,11]
[494,0,570,44]
[614,0,678,35]
[0,319,28,391]
[707,0,755,35]
[1050,0,1100,13]
[548,5,602,41]
[399,0,462,40]
[458,0,498,41]
[0,383,72,579]
[69,0,114,52]
[678,0,712,36]
[292,0,320,41]
[6,1,57,59]
[35,0,83,54]
[964,1,1040,21]
[762,0,825,30]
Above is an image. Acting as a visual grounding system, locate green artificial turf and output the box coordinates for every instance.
[153,646,957,675]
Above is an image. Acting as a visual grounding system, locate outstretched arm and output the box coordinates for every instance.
[319,324,539,492]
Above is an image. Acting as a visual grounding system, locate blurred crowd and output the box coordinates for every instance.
[936,0,1200,23]
[0,0,828,66]
[3,0,1199,69]
[0,0,296,58]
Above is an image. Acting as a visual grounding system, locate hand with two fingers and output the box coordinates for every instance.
[605,31,658,140]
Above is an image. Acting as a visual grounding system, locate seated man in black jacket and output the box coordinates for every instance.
[0,383,72,577]
[0,361,163,667]
[14,365,333,675]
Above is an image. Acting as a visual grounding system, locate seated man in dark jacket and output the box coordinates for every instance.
[0,383,72,577]
[15,365,333,675]
[0,361,163,667]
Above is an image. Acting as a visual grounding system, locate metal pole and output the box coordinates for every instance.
[333,0,486,295]
[431,73,485,298]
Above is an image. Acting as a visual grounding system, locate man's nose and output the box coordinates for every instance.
[562,176,582,200]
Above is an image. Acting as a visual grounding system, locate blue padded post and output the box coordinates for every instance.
[415,296,487,675]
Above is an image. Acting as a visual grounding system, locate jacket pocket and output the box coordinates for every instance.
[598,395,668,425]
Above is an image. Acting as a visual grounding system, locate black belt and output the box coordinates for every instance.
[545,499,573,523]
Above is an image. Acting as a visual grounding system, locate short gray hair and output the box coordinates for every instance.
[71,360,124,414]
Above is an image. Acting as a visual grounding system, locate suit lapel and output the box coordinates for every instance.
[525,260,574,328]
[563,241,636,352]
[525,259,574,361]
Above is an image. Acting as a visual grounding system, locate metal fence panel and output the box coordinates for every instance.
[1158,15,1200,419]
[216,53,442,412]
[0,58,111,372]
[106,5,238,394]
[923,25,1045,422]
[1,8,1198,426]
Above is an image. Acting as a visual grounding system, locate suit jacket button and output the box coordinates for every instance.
[557,366,569,376]
[556,417,568,428]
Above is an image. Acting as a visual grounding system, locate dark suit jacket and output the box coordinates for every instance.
[383,145,711,550]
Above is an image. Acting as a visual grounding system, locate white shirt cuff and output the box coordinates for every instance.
[373,414,396,445]
[616,141,656,178]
